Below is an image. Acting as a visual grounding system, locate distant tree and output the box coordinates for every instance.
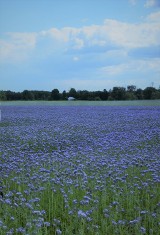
[33,91,50,100]
[151,90,160,99]
[93,91,102,100]
[127,85,136,92]
[126,85,137,100]
[1,85,160,101]
[14,92,22,100]
[51,89,60,100]
[68,88,77,98]
[135,88,143,100]
[125,92,137,100]
[5,90,17,100]
[22,90,34,100]
[78,90,90,100]
[111,87,126,100]
[101,89,109,100]
[62,90,67,100]
[143,87,156,99]
[94,96,101,101]
[0,91,7,100]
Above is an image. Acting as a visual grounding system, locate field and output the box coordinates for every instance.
[0,101,160,235]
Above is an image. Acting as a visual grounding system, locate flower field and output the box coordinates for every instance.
[0,102,160,235]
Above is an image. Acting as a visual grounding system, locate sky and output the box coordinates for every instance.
[0,0,160,92]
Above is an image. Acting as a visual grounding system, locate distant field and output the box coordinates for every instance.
[1,100,160,106]
[0,102,160,234]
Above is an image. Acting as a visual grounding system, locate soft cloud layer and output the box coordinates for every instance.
[0,33,37,63]
[100,59,160,76]
[0,11,159,64]
[0,9,160,90]
[145,0,160,7]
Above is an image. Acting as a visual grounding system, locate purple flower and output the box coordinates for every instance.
[56,229,62,234]
[16,227,26,233]
[78,210,87,218]
[140,227,146,234]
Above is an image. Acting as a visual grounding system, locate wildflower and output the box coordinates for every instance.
[14,202,18,207]
[140,226,146,234]
[25,203,33,209]
[151,212,156,218]
[16,227,26,233]
[36,223,42,228]
[5,199,12,205]
[117,220,126,225]
[68,210,74,215]
[78,210,87,218]
[32,210,41,215]
[112,201,119,206]
[56,229,62,234]
[73,199,78,204]
[0,220,3,226]
[26,222,32,228]
[44,222,50,227]
[6,229,14,235]
[129,217,141,224]
[112,220,117,225]
[16,192,22,196]
[140,210,148,215]
[53,219,61,225]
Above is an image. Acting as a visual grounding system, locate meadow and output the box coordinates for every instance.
[0,101,160,235]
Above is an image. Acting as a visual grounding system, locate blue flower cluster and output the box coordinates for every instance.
[0,104,160,234]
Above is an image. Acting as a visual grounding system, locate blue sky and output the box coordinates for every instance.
[0,0,160,92]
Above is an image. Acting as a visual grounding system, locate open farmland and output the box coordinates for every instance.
[0,101,160,235]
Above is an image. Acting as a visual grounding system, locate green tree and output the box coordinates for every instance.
[151,90,160,99]
[126,85,137,100]
[101,89,108,100]
[143,87,156,99]
[127,85,136,92]
[0,91,7,100]
[68,88,77,98]
[62,90,67,100]
[135,88,143,100]
[51,89,60,100]
[111,87,126,100]
[22,90,34,100]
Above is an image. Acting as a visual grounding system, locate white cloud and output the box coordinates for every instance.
[0,32,37,63]
[100,58,160,76]
[73,56,79,61]
[72,38,84,49]
[0,40,13,59]
[7,32,37,48]
[144,0,160,7]
[129,0,137,5]
[146,11,160,21]
[0,11,159,63]
[101,64,129,76]
[103,18,160,48]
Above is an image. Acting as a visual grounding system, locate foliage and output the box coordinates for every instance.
[51,89,60,100]
[0,85,160,101]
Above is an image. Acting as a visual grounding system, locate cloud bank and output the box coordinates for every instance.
[0,10,160,90]
[0,11,159,63]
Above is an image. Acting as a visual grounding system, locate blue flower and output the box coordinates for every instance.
[56,229,62,234]
[78,210,87,218]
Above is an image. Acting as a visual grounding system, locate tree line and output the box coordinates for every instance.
[0,85,160,101]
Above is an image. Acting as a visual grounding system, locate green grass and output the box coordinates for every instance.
[1,166,160,235]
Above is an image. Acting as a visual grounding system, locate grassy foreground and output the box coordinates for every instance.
[1,168,160,235]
